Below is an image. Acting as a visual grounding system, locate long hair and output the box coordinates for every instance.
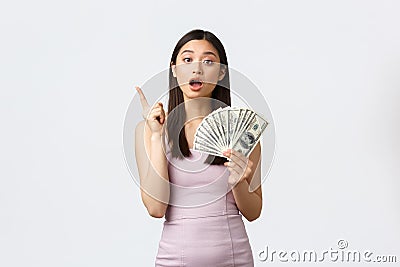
[165,29,231,165]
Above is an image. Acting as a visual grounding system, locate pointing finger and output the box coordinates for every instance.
[135,86,150,110]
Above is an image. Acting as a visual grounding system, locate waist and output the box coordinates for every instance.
[165,207,240,221]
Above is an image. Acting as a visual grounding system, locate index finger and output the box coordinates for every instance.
[135,86,150,110]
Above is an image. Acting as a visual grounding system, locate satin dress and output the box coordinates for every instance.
[155,139,254,267]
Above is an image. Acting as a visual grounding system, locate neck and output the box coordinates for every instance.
[183,97,213,125]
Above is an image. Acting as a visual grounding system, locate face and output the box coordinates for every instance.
[171,39,226,101]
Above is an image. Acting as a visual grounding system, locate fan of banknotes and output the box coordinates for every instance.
[193,106,268,158]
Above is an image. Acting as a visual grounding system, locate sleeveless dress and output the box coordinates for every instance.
[155,138,254,267]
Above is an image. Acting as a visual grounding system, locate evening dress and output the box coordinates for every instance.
[154,136,254,267]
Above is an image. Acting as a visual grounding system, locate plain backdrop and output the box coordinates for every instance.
[1,1,399,266]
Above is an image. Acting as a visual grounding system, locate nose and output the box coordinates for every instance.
[192,61,203,74]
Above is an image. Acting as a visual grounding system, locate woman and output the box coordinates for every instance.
[135,29,262,267]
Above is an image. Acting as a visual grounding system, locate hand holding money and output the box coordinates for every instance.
[223,149,254,186]
[193,106,268,158]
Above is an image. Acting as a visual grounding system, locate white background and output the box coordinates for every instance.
[1,1,399,266]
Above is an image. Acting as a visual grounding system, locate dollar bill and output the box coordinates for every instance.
[228,108,240,148]
[211,113,226,149]
[232,113,268,157]
[193,106,269,158]
[205,115,225,150]
[217,109,229,149]
[231,109,256,148]
[193,139,224,157]
[195,124,221,149]
[202,116,223,150]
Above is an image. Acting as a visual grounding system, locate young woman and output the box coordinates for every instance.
[135,29,262,267]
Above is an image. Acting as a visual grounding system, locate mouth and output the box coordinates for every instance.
[189,79,203,91]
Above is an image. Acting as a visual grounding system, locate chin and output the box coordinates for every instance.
[185,93,212,99]
[180,86,212,99]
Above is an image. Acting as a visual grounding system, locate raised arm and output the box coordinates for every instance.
[134,86,170,218]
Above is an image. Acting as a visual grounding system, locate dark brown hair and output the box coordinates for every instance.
[165,29,231,165]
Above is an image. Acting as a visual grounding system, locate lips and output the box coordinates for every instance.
[189,78,203,91]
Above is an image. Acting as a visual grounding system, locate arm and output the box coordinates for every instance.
[135,120,170,218]
[224,143,262,222]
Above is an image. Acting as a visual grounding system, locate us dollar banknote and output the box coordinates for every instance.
[192,107,269,158]
[232,114,268,157]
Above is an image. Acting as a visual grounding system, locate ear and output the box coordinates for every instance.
[170,62,177,78]
[218,65,227,81]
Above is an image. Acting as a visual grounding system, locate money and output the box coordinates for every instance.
[192,106,269,158]
[232,113,268,157]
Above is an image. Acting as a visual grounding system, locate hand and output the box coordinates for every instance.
[223,149,253,186]
[135,86,166,134]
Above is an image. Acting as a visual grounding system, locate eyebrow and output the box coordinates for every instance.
[180,49,218,58]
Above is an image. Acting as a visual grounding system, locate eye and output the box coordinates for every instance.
[203,59,214,65]
[183,57,191,63]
